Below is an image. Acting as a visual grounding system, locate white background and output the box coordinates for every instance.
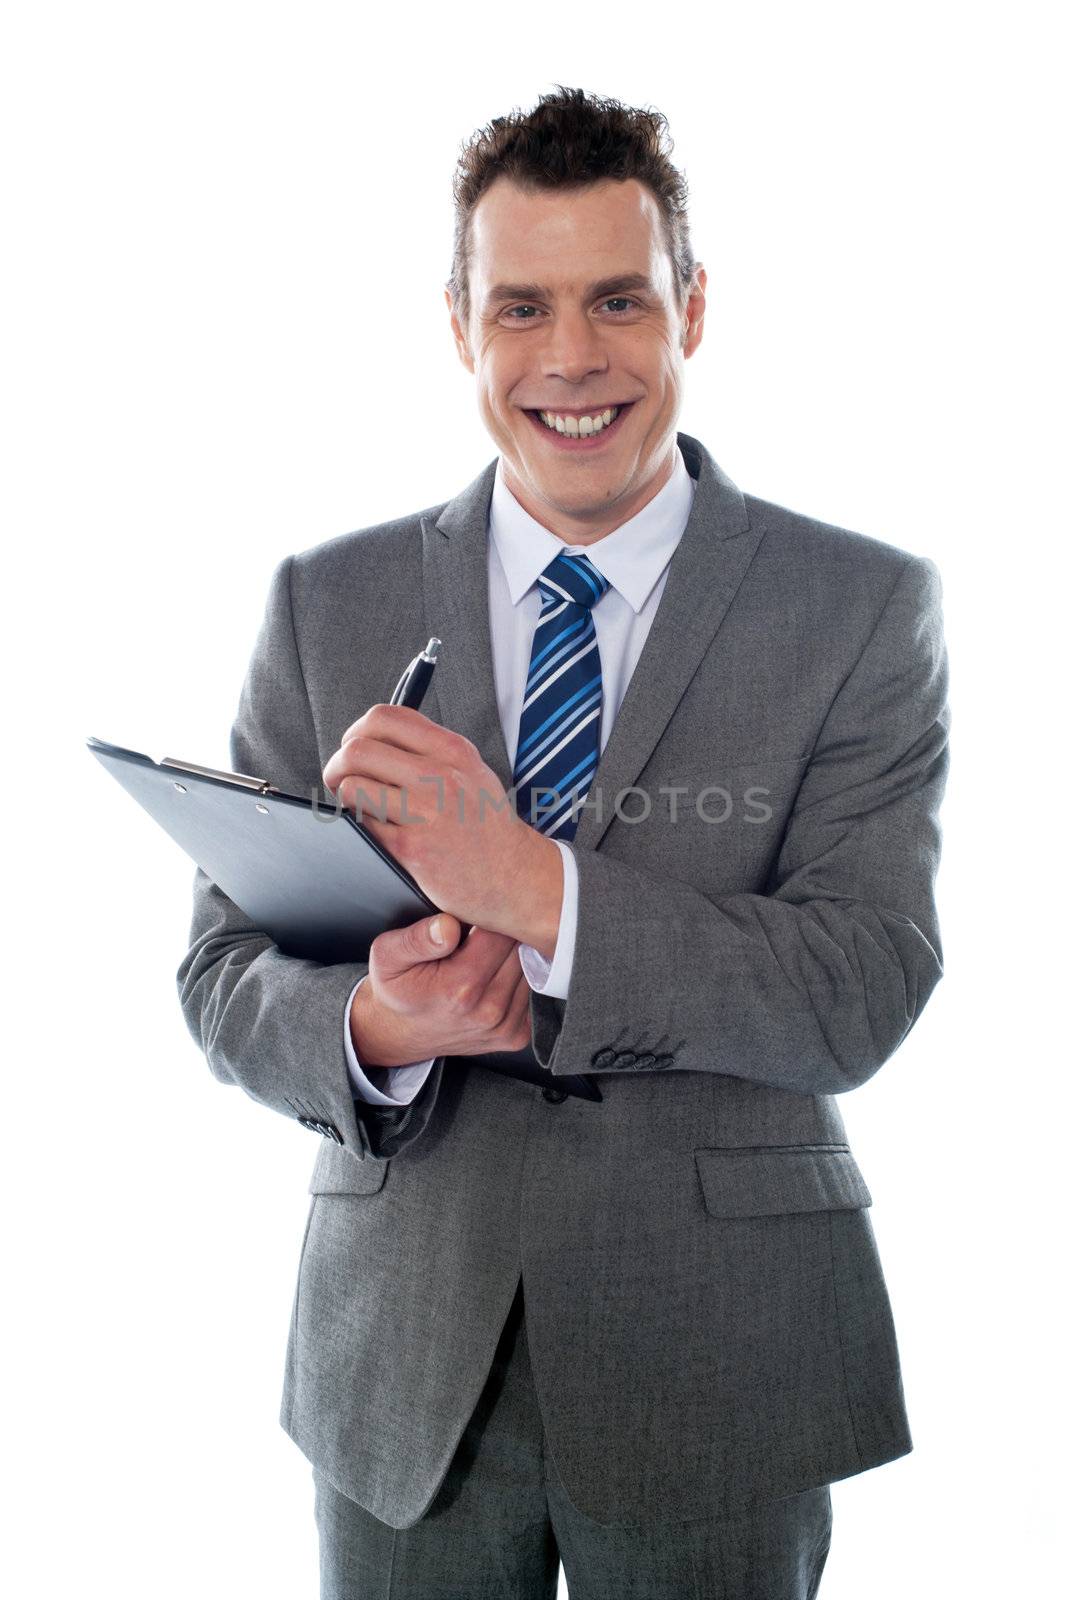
[4,2,1071,1594]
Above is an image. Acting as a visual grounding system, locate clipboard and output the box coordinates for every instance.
[87,735,602,1103]
[87,735,438,964]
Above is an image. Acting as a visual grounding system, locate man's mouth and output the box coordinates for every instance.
[523,401,636,449]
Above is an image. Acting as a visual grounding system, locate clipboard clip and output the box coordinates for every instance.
[160,757,279,795]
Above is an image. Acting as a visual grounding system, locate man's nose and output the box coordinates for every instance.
[540,308,610,384]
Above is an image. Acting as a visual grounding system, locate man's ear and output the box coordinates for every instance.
[683,264,707,358]
[445,288,475,374]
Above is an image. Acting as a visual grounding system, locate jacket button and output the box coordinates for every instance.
[542,1085,569,1104]
[591,1048,618,1067]
[633,1053,657,1069]
[653,1053,675,1069]
[613,1050,638,1069]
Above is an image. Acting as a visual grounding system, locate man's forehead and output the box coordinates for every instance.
[468,179,671,303]
[473,175,658,237]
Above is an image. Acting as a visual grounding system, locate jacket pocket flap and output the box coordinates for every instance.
[694,1145,872,1218]
[309,1142,389,1195]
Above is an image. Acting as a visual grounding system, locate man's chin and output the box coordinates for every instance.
[516,441,627,486]
[524,478,637,527]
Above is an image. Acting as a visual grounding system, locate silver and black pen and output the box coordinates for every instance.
[390,638,441,711]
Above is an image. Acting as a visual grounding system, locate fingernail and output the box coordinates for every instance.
[430,917,444,945]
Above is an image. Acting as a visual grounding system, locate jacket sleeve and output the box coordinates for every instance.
[529,554,950,1095]
[175,554,445,1161]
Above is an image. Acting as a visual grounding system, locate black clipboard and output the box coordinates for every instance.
[87,736,602,1103]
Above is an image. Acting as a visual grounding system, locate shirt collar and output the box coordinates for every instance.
[489,444,696,615]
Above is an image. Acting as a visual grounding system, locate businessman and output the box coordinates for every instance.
[178,86,950,1598]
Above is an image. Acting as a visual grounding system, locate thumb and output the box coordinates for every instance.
[377,912,461,975]
[425,913,462,954]
[369,908,460,979]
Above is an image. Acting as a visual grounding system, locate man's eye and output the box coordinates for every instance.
[503,298,637,321]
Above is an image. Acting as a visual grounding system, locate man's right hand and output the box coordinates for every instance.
[349,915,533,1068]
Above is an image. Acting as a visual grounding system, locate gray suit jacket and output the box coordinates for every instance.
[177,432,949,1530]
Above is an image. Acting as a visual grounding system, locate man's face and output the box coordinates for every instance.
[447,177,706,539]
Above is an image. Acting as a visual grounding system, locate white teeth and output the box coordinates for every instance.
[538,405,621,436]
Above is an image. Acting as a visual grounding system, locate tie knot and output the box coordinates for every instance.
[537,549,610,612]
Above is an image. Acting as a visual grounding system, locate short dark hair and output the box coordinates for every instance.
[447,84,697,328]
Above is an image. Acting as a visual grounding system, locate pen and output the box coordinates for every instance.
[390,637,441,711]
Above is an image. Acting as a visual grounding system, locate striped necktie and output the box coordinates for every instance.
[512,548,610,841]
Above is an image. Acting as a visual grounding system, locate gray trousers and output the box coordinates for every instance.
[312,1280,833,1599]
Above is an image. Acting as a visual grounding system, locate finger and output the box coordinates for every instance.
[473,942,529,1019]
[322,736,416,799]
[498,969,535,1049]
[338,704,449,754]
[456,925,523,987]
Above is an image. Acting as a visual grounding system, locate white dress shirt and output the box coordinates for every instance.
[344,445,697,1104]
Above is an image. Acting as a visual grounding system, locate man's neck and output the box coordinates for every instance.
[502,444,678,547]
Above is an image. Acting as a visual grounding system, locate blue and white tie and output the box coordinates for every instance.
[512,549,610,841]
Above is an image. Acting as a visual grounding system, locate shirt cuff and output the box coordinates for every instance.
[517,839,577,1001]
[343,975,437,1104]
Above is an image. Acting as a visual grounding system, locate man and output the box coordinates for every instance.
[178,85,949,1598]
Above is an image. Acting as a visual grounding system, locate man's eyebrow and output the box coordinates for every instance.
[483,272,659,309]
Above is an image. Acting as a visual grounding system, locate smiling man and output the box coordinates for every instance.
[179,86,950,1598]
[458,177,702,541]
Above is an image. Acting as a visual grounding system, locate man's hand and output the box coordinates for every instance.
[350,913,532,1068]
[322,704,563,957]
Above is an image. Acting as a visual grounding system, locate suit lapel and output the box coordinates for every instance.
[421,431,766,853]
[421,457,513,791]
